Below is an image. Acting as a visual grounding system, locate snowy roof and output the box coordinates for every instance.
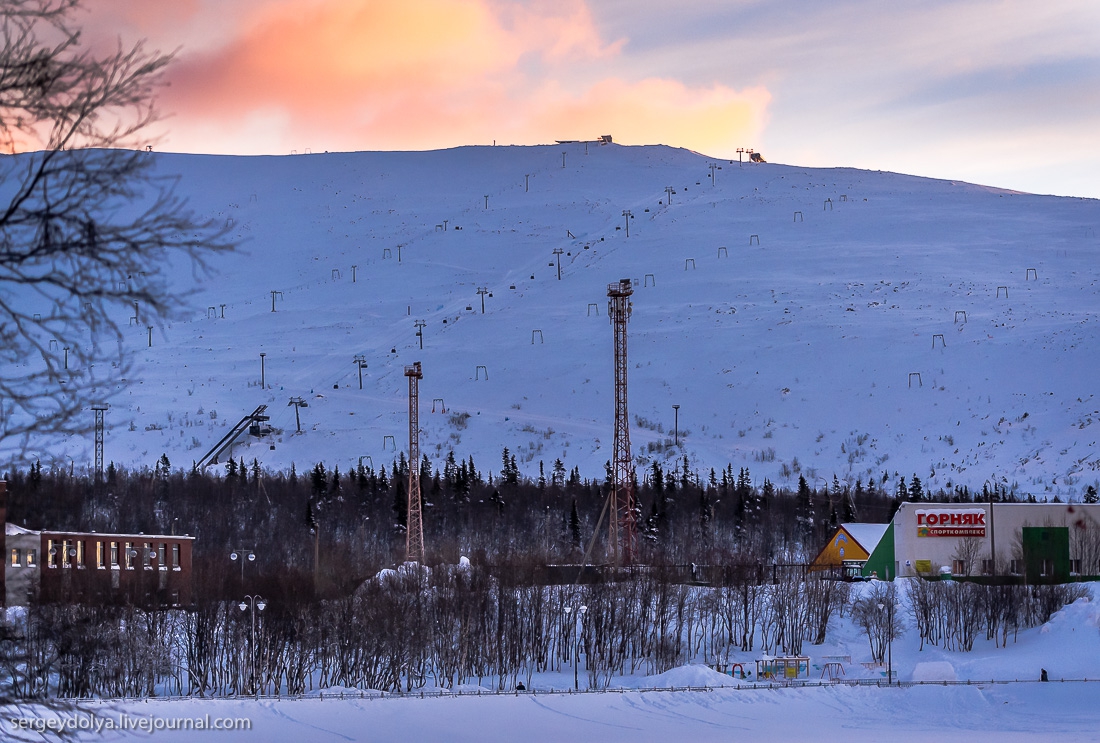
[840,523,889,554]
[5,523,40,536]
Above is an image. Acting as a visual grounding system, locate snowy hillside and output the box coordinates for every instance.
[14,144,1100,496]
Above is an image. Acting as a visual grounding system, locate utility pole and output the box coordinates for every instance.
[354,355,367,389]
[288,397,306,432]
[552,248,564,280]
[477,287,489,314]
[405,362,424,563]
[621,210,633,237]
[673,404,680,445]
[92,404,108,486]
[607,279,636,566]
[737,147,745,166]
[259,353,266,389]
[270,290,282,312]
[414,319,426,349]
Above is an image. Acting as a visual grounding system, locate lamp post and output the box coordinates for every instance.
[230,547,256,586]
[564,605,587,691]
[239,594,267,695]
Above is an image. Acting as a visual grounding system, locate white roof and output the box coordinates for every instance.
[840,523,888,554]
[5,523,40,536]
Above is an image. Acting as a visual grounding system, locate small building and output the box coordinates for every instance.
[862,501,1100,582]
[811,523,889,577]
[2,482,194,607]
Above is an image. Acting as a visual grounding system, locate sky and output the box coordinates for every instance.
[81,0,1100,198]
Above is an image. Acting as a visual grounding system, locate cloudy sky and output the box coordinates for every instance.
[85,0,1100,198]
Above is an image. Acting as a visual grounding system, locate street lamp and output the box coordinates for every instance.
[239,594,267,695]
[230,548,256,585]
[564,605,587,691]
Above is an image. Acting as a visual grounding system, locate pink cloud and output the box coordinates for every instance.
[155,0,769,156]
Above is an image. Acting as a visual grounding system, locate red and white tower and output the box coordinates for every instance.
[404,361,424,563]
[607,279,636,566]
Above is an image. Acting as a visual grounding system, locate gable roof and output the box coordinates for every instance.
[841,523,889,554]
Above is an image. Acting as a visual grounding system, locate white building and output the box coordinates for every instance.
[863,501,1100,582]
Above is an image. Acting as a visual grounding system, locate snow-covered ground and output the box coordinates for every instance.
[12,143,1100,494]
[7,585,1100,741]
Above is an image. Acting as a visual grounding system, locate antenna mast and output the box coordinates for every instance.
[607,279,636,566]
[405,361,425,563]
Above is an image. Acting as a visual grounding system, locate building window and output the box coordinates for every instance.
[1041,559,1054,576]
[952,559,967,576]
[47,539,57,568]
[75,540,84,567]
[1009,559,1022,575]
[110,541,119,567]
[980,559,994,575]
[124,542,134,570]
[10,548,20,567]
[158,543,167,569]
[61,539,73,568]
[143,542,153,569]
[172,543,180,569]
[97,541,105,569]
[26,548,36,567]
[1070,559,1082,575]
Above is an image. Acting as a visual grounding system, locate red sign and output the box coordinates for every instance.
[915,509,986,537]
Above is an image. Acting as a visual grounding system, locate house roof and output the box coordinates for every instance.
[5,523,40,536]
[841,523,889,554]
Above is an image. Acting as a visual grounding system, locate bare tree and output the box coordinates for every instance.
[0,0,230,455]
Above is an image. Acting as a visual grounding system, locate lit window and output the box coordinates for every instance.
[97,542,105,569]
[10,548,19,567]
[47,539,57,568]
[75,540,84,567]
[143,542,153,569]
[61,539,72,568]
[124,542,134,570]
[26,549,36,567]
[110,541,119,567]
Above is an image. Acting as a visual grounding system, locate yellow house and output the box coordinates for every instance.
[811,523,888,577]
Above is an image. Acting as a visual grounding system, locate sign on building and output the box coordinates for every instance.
[915,509,986,538]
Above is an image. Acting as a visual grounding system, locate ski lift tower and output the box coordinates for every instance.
[607,279,637,566]
[405,361,425,563]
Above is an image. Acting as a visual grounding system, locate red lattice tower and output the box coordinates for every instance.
[404,361,424,563]
[607,279,637,566]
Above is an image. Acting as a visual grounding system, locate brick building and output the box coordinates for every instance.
[2,482,194,607]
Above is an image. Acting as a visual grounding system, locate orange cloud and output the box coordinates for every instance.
[158,0,769,156]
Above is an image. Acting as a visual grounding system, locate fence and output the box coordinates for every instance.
[79,676,1097,704]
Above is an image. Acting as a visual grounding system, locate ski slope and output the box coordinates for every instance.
[12,144,1100,496]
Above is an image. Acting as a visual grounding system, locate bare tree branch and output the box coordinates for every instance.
[0,0,233,458]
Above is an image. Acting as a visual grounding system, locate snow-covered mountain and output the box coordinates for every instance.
[15,144,1100,497]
